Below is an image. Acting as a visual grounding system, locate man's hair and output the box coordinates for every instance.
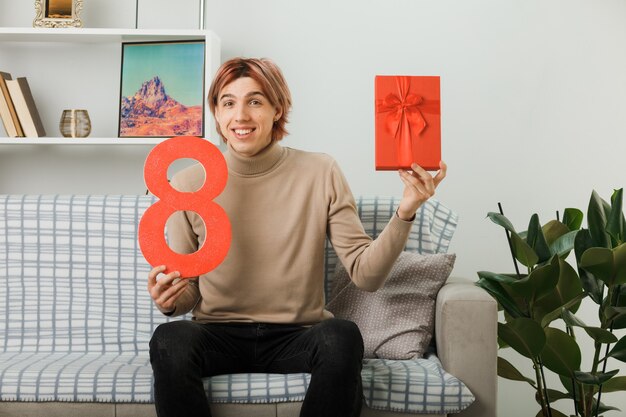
[208,57,292,142]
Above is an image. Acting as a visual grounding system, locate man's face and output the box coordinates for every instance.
[215,77,281,157]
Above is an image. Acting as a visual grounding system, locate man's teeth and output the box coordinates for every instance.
[235,129,252,135]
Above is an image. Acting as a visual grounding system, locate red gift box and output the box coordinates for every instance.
[375,75,441,171]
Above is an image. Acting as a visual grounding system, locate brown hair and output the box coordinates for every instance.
[208,57,292,142]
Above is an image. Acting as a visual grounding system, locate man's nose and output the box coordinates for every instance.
[235,104,249,121]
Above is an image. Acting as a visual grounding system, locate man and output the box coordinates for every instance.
[148,57,446,417]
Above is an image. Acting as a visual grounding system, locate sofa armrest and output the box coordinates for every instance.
[435,277,497,417]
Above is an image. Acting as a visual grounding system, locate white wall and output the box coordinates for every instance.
[2,1,626,415]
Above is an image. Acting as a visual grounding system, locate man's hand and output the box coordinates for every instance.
[396,161,447,221]
[147,265,189,314]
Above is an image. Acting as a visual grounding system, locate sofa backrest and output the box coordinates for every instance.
[1,196,157,354]
[323,196,457,298]
[0,195,457,355]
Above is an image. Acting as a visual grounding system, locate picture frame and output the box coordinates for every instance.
[33,0,84,28]
[118,40,206,138]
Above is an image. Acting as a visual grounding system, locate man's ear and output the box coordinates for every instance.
[274,107,283,121]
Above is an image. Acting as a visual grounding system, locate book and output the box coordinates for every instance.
[375,75,441,171]
[6,77,46,137]
[0,72,24,137]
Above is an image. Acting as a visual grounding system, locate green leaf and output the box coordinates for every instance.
[608,335,626,363]
[610,287,626,329]
[607,188,624,244]
[535,388,572,405]
[590,397,621,414]
[477,270,518,285]
[605,306,626,325]
[511,256,559,301]
[540,292,587,328]
[549,230,579,258]
[527,214,552,263]
[581,247,614,285]
[542,219,571,246]
[584,327,619,344]
[561,309,587,327]
[541,327,581,377]
[614,243,626,285]
[588,190,612,248]
[512,232,539,268]
[574,229,604,304]
[486,212,538,268]
[574,369,619,385]
[579,271,604,306]
[561,309,618,344]
[498,318,546,359]
[557,260,584,313]
[534,388,571,405]
[534,408,569,417]
[497,356,535,385]
[533,259,584,323]
[574,228,594,262]
[559,373,576,395]
[476,278,525,318]
[478,271,531,314]
[498,336,509,349]
[602,376,626,393]
[487,212,517,234]
[563,208,584,231]
[503,309,518,324]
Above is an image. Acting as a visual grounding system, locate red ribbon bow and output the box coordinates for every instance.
[376,77,440,167]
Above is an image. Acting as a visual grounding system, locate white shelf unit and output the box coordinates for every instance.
[0,137,159,145]
[0,27,221,145]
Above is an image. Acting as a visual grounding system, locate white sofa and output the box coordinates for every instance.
[0,195,497,417]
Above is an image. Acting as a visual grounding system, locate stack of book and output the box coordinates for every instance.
[0,72,46,138]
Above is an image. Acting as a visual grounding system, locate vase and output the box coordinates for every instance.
[59,109,91,138]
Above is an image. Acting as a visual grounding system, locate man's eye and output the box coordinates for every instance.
[250,99,261,105]
[222,101,234,107]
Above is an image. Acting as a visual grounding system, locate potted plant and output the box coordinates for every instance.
[477,189,626,416]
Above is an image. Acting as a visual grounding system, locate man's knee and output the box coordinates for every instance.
[315,319,364,361]
[150,321,199,365]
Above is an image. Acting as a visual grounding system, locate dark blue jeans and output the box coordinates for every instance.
[149,318,364,417]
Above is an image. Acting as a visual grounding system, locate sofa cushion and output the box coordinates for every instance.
[0,352,153,402]
[0,351,473,414]
[362,355,474,414]
[207,355,474,414]
[327,252,456,359]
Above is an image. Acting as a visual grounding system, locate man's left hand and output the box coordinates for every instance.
[396,161,447,221]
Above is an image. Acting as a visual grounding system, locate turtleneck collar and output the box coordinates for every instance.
[224,140,286,176]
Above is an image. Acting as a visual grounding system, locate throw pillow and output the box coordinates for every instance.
[326,251,456,360]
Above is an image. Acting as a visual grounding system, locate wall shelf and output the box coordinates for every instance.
[0,27,214,44]
[0,27,221,145]
[0,137,161,145]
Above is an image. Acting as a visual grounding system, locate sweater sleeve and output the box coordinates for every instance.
[326,160,413,291]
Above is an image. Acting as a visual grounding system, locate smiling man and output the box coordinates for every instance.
[147,57,446,417]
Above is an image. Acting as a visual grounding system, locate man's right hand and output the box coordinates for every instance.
[147,265,189,314]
